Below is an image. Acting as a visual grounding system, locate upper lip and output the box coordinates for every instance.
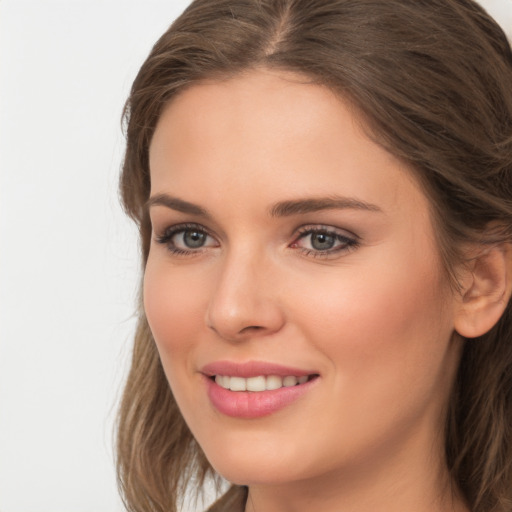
[201,360,317,378]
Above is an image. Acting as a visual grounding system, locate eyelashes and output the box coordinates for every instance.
[154,223,359,258]
[291,226,359,257]
[155,223,218,255]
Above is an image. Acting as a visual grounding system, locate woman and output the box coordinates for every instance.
[116,1,512,511]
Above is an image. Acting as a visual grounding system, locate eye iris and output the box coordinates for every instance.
[311,232,335,250]
[183,230,206,248]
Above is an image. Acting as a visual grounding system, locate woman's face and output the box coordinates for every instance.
[145,70,463,488]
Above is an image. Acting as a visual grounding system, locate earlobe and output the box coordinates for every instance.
[454,243,512,338]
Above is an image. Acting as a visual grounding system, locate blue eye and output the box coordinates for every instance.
[291,227,359,256]
[156,224,218,254]
[179,230,208,248]
[309,232,336,251]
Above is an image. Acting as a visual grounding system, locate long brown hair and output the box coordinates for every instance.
[117,1,512,511]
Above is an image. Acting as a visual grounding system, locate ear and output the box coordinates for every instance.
[454,243,512,338]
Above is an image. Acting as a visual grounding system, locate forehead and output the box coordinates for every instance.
[149,69,427,219]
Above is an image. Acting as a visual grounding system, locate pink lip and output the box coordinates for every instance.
[201,360,319,419]
[201,360,315,378]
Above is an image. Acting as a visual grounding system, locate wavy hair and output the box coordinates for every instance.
[117,1,512,511]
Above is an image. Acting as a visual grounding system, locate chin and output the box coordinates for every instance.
[196,428,328,487]
[210,457,301,487]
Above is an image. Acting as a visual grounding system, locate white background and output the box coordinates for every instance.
[0,1,511,511]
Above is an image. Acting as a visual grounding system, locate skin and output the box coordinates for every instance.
[145,69,470,512]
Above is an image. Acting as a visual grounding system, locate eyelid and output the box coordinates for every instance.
[153,221,359,258]
[290,224,360,257]
[294,224,358,239]
[155,222,213,239]
[154,222,219,255]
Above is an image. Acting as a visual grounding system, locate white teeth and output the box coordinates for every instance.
[246,376,266,392]
[283,376,298,387]
[215,374,310,392]
[229,376,247,391]
[266,375,283,390]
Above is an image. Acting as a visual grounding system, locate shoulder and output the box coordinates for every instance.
[205,485,247,512]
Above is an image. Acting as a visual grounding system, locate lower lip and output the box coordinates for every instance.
[204,376,318,418]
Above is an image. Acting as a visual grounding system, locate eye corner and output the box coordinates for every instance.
[153,222,219,256]
[289,225,360,259]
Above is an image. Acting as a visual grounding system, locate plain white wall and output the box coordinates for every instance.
[0,1,510,511]
[0,2,191,511]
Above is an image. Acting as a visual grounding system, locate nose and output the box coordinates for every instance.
[205,250,286,342]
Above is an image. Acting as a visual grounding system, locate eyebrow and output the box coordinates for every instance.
[269,196,382,217]
[146,193,382,218]
[146,194,211,218]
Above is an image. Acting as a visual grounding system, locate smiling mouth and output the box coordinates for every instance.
[212,374,318,392]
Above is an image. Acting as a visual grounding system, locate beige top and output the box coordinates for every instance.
[206,486,247,512]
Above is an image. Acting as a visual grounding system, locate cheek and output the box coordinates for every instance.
[143,258,208,365]
[293,252,454,400]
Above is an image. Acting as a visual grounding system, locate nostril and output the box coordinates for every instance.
[240,325,264,334]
